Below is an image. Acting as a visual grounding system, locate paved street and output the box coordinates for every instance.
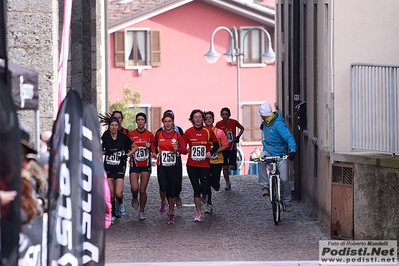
[105,172,332,265]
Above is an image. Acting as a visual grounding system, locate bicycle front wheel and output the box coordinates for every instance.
[271,175,280,225]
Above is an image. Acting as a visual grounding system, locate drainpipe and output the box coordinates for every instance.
[330,0,335,163]
[292,0,301,200]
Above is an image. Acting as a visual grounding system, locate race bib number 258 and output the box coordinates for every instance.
[191,146,206,161]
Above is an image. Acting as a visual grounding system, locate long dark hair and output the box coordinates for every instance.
[99,110,124,126]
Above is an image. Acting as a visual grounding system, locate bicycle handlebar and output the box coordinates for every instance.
[258,155,289,162]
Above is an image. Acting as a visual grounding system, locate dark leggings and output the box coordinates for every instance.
[167,165,182,199]
[208,163,223,205]
[187,165,210,198]
[157,165,179,198]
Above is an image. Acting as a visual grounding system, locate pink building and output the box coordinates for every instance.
[107,0,275,172]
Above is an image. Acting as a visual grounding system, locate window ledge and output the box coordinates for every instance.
[125,66,152,70]
[240,63,267,68]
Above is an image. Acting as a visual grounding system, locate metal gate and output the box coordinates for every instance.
[331,163,354,239]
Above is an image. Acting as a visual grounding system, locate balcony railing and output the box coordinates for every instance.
[350,63,399,155]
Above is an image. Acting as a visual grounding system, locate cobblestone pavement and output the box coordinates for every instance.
[105,172,332,265]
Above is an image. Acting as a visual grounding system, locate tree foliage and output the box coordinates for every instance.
[109,83,140,131]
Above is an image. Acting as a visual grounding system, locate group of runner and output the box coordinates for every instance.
[101,108,244,225]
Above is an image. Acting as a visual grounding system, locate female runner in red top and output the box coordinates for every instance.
[215,107,244,191]
[204,111,229,214]
[127,112,154,220]
[183,109,219,222]
[152,112,187,224]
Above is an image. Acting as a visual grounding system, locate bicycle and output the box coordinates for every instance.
[258,154,289,225]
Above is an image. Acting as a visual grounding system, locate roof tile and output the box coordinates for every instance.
[108,0,177,26]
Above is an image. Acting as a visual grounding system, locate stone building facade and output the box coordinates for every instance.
[7,0,105,145]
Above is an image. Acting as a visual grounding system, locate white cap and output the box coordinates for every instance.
[259,102,273,116]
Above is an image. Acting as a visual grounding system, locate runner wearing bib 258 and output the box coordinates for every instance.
[183,109,219,222]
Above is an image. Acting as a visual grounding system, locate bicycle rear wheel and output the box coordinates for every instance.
[271,175,280,225]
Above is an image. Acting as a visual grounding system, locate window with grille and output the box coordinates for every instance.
[332,164,354,185]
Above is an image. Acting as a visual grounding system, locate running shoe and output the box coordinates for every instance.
[139,211,146,220]
[194,212,202,222]
[115,207,122,218]
[201,195,207,205]
[261,187,270,197]
[159,201,166,215]
[167,213,174,224]
[284,204,293,212]
[225,182,231,191]
[119,200,127,215]
[131,197,139,209]
[175,196,183,209]
[204,204,213,214]
[111,216,116,225]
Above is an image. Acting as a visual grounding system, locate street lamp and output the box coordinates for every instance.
[204,26,275,125]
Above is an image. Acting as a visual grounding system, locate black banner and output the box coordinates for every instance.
[47,90,105,265]
[0,80,21,265]
[81,103,106,265]
[47,90,83,265]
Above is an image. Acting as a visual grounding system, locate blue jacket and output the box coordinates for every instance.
[261,112,297,156]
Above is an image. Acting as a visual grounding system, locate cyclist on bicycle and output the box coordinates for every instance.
[258,102,297,212]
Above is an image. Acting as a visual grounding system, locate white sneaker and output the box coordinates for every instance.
[225,182,231,191]
[194,212,202,222]
[139,211,146,220]
[111,216,116,225]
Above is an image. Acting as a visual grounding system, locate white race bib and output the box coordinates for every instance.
[225,131,234,142]
[135,147,149,161]
[106,151,120,165]
[161,151,176,166]
[191,145,206,161]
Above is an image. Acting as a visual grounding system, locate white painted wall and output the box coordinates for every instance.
[333,0,399,152]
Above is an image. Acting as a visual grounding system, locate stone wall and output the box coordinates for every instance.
[7,0,105,145]
[335,153,399,240]
[354,162,399,240]
[69,0,104,108]
[7,0,58,137]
